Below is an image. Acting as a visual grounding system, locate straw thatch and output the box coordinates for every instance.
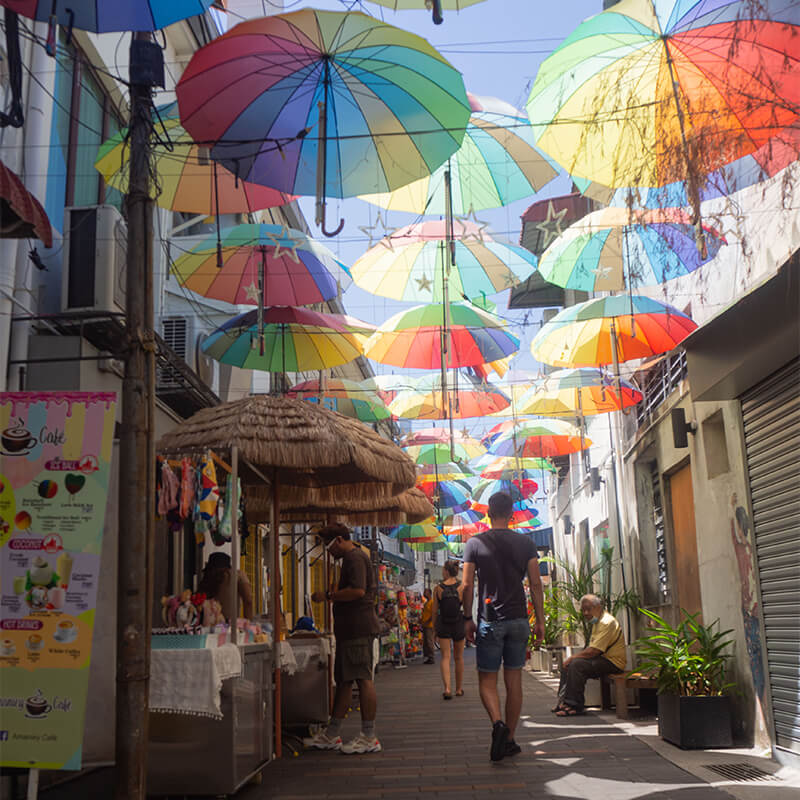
[247,486,434,526]
[157,395,416,500]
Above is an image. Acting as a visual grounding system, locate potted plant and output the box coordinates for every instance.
[635,608,735,749]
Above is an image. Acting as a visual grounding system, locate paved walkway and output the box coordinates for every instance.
[241,648,737,800]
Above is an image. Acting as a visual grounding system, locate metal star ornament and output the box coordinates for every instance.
[243,282,260,302]
[416,273,433,293]
[535,201,568,250]
[265,226,302,263]
[455,207,489,243]
[359,210,396,250]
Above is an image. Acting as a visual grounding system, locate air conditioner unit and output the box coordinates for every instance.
[61,205,127,315]
[158,316,217,390]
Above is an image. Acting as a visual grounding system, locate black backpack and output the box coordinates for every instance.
[438,582,462,625]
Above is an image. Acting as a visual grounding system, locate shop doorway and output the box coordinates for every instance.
[667,463,702,617]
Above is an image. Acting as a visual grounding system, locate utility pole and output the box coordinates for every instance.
[115,32,163,800]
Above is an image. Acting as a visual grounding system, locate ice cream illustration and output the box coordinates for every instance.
[57,551,73,590]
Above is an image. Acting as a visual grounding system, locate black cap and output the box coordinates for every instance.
[206,552,231,570]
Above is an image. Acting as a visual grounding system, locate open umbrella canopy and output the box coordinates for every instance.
[201,306,365,372]
[536,206,727,292]
[388,520,441,540]
[526,0,800,192]
[390,381,510,420]
[171,223,350,307]
[0,158,52,247]
[401,427,483,449]
[287,377,392,423]
[517,367,643,417]
[530,295,698,368]
[364,302,519,369]
[479,456,557,479]
[417,479,472,512]
[417,461,475,483]
[3,0,213,31]
[351,219,539,302]
[403,441,484,465]
[95,103,292,215]
[470,478,538,513]
[488,418,590,458]
[176,10,471,200]
[359,92,556,215]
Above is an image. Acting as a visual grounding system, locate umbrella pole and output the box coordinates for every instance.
[230,446,239,640]
[444,165,456,461]
[258,247,265,356]
[214,161,223,269]
[316,60,344,238]
[271,467,282,758]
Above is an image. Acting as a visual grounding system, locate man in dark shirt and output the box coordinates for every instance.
[306,524,382,754]
[463,492,544,761]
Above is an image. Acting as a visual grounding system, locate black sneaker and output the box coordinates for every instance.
[490,720,509,761]
[504,739,522,757]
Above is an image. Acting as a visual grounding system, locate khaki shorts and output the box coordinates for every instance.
[334,636,377,683]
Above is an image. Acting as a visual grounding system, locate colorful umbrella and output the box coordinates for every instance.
[479,456,557,479]
[389,520,441,540]
[176,10,471,235]
[0,158,52,247]
[3,0,213,32]
[201,307,365,372]
[170,223,349,307]
[351,219,539,302]
[95,102,292,215]
[364,302,519,369]
[359,92,556,214]
[402,427,483,448]
[417,462,475,484]
[517,368,643,417]
[409,538,451,552]
[403,441,484,465]
[536,207,727,292]
[441,508,488,539]
[416,479,472,513]
[390,381,510,420]
[287,378,392,423]
[530,295,698,368]
[526,1,800,203]
[488,418,590,459]
[470,478,538,513]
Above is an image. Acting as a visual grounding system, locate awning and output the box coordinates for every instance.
[682,253,799,401]
[381,550,415,573]
[0,159,52,247]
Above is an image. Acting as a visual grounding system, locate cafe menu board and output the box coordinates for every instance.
[0,392,116,770]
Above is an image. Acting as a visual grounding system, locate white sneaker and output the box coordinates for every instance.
[303,730,342,750]
[341,732,382,754]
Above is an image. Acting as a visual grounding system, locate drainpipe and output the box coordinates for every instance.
[7,23,56,390]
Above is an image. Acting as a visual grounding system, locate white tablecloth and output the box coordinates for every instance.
[149,644,242,720]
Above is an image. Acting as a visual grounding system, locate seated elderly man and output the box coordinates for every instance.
[554,594,626,716]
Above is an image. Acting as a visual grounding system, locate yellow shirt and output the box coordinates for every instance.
[420,599,434,628]
[589,611,626,670]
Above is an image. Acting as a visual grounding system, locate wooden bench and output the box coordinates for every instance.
[610,672,658,719]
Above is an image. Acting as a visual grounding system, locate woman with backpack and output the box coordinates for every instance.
[432,559,466,700]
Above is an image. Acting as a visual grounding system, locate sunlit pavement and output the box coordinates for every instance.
[240,647,799,800]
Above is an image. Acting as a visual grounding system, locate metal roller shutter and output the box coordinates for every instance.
[741,358,800,755]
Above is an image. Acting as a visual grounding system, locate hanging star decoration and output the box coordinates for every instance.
[416,273,433,293]
[535,201,568,250]
[243,282,260,302]
[590,265,614,279]
[455,207,489,243]
[266,226,302,263]
[358,210,396,250]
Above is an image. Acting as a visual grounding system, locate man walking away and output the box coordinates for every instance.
[421,587,435,664]
[462,492,544,761]
[554,594,626,716]
[306,524,382,753]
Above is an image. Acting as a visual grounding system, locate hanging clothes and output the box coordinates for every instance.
[213,473,239,546]
[194,453,220,546]
[179,457,195,520]
[157,459,180,517]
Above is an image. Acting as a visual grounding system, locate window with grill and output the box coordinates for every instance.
[652,464,670,603]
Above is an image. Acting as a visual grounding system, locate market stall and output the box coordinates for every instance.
[152,395,416,793]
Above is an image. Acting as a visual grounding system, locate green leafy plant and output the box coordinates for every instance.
[634,608,736,696]
[540,541,639,646]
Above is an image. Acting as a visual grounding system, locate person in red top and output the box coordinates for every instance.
[420,588,435,664]
[305,524,382,754]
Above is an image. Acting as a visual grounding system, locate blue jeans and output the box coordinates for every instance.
[476,618,530,672]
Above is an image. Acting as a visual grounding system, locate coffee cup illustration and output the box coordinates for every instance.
[25,690,51,717]
[1,423,37,454]
[27,633,43,650]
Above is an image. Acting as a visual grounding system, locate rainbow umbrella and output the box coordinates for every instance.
[530,295,698,368]
[171,223,350,307]
[479,457,556,479]
[3,0,213,32]
[351,219,538,303]
[390,381,510,420]
[409,538,451,552]
[402,427,483,449]
[488,418,590,459]
[470,478,538,513]
[389,520,441,541]
[442,508,488,540]
[95,103,292,215]
[360,92,556,214]
[287,378,392,423]
[526,1,800,198]
[403,441,484,465]
[417,479,472,513]
[176,10,470,235]
[201,307,365,372]
[364,303,519,369]
[517,368,642,417]
[536,207,727,293]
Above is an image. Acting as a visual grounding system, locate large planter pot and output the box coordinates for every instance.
[657,694,733,749]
